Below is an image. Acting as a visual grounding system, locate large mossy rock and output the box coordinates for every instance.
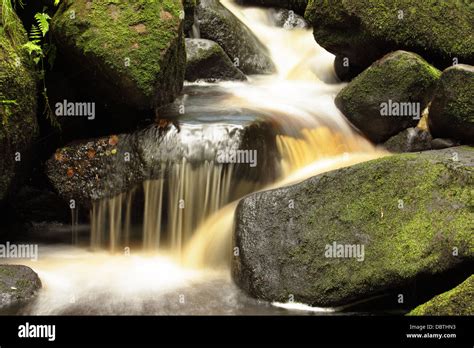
[428,65,474,144]
[0,13,38,204]
[185,38,246,81]
[237,0,308,16]
[196,0,275,75]
[52,0,186,110]
[335,51,440,143]
[305,0,474,79]
[233,147,474,307]
[408,275,473,316]
[0,265,41,309]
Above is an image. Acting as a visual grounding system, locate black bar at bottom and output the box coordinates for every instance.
[0,315,471,346]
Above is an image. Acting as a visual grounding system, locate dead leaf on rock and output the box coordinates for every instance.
[109,135,119,146]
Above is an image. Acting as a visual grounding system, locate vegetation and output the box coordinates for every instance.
[1,0,61,129]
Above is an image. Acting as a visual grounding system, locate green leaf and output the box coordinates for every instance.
[34,12,51,37]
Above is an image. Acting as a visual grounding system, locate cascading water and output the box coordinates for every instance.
[5,1,387,314]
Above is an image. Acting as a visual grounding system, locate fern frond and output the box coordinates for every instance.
[29,24,42,43]
[34,12,51,37]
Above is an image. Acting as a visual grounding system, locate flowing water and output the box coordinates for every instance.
[5,1,388,315]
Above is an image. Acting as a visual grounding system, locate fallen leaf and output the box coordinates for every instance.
[109,135,119,146]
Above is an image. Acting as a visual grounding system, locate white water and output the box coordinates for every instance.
[5,1,387,315]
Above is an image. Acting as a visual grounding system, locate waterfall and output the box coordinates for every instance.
[86,0,383,259]
[10,1,387,315]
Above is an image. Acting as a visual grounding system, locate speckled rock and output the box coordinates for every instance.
[0,265,41,309]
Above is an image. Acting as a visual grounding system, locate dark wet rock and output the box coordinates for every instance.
[183,0,196,35]
[428,65,474,145]
[196,0,275,75]
[305,0,474,80]
[233,147,474,307]
[51,0,186,111]
[46,134,146,206]
[335,51,440,143]
[185,39,246,81]
[237,0,308,16]
[46,87,280,204]
[431,138,460,150]
[0,265,41,309]
[384,128,432,153]
[408,275,473,316]
[0,8,38,205]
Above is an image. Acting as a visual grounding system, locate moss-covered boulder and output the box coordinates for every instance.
[335,51,440,143]
[0,265,41,309]
[0,10,38,204]
[196,0,275,75]
[233,147,474,307]
[185,38,246,81]
[305,0,474,79]
[408,275,473,316]
[428,65,474,144]
[51,0,186,111]
[237,0,308,16]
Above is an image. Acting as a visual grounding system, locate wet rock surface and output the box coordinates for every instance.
[0,265,41,310]
[233,147,474,307]
[196,0,276,75]
[335,51,440,143]
[185,38,247,81]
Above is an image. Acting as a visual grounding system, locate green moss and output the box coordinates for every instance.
[52,0,185,107]
[283,148,473,304]
[335,51,441,142]
[408,275,474,315]
[305,0,474,69]
[0,12,39,201]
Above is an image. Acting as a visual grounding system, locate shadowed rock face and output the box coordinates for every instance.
[335,51,440,143]
[0,265,42,309]
[383,128,433,153]
[185,39,247,82]
[196,0,276,75]
[305,0,474,79]
[233,147,474,307]
[428,65,474,145]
